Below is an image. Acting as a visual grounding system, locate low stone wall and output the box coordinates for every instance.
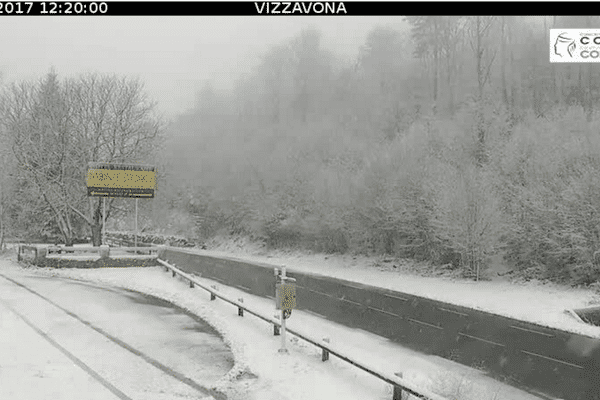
[18,244,160,268]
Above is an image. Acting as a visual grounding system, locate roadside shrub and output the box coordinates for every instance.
[570,262,600,286]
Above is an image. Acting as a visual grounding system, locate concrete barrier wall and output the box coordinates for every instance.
[162,248,598,400]
[18,244,159,268]
[17,245,39,263]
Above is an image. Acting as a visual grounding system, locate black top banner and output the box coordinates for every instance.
[0,2,586,16]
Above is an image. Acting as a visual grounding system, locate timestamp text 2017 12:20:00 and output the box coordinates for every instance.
[0,2,108,14]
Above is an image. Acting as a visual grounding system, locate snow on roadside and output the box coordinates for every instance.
[0,256,546,400]
[0,261,391,400]
[169,237,600,338]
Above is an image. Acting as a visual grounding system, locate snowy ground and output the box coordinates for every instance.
[0,299,123,400]
[1,249,549,400]
[0,261,232,400]
[163,236,600,339]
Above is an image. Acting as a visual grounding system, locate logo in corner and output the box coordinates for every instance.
[550,29,600,63]
[554,32,576,58]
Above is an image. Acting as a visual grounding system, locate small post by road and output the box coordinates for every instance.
[102,197,106,246]
[393,372,403,400]
[238,297,244,317]
[278,266,288,354]
[274,265,296,354]
[322,337,330,361]
[134,198,138,250]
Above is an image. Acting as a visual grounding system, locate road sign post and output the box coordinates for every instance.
[135,198,138,249]
[279,266,288,354]
[280,308,287,353]
[102,197,106,246]
[275,265,296,354]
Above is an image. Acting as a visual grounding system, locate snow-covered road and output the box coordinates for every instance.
[0,265,232,400]
[0,251,548,400]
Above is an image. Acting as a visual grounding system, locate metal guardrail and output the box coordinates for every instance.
[157,258,449,400]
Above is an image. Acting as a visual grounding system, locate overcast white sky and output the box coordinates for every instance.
[0,16,404,118]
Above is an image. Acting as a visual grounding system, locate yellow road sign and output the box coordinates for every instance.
[276,283,296,310]
[86,163,156,198]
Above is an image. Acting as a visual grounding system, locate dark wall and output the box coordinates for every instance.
[42,257,159,268]
[162,248,600,400]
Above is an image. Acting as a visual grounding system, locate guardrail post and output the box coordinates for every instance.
[322,337,330,361]
[154,257,444,400]
[172,269,176,277]
[238,298,244,316]
[189,280,194,288]
[392,372,403,400]
[17,245,21,261]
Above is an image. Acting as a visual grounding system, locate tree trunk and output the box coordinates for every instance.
[64,235,74,247]
[91,197,104,246]
[476,17,483,101]
[55,213,74,247]
[586,16,596,121]
[91,223,102,247]
[509,33,515,117]
[500,17,509,108]
[475,16,486,166]
[65,209,74,246]
[587,63,593,122]
[446,52,454,114]
[578,65,584,107]
[532,41,541,116]
[59,226,74,247]
[0,206,4,252]
[433,18,439,113]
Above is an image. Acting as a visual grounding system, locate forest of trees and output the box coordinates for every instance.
[0,70,163,247]
[160,16,600,284]
[2,16,600,285]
